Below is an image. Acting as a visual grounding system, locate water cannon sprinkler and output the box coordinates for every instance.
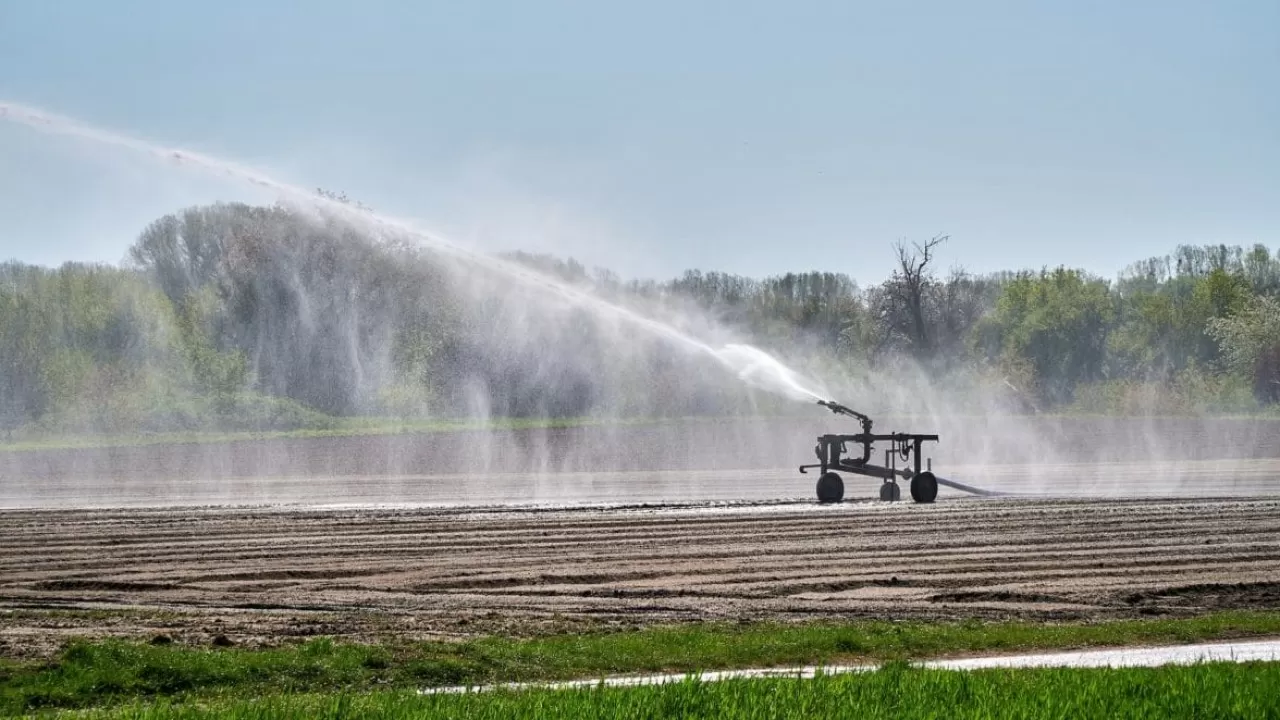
[801,399,999,503]
[800,398,940,504]
[817,399,873,435]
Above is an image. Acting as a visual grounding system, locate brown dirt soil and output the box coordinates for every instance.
[3,497,1280,659]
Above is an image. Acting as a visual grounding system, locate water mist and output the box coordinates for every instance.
[0,101,829,409]
[5,99,1260,505]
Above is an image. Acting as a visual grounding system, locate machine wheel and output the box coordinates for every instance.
[879,481,901,502]
[816,472,844,503]
[910,471,938,504]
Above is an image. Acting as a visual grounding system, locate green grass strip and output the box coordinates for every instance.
[5,610,1280,715]
[0,416,627,453]
[61,662,1280,719]
[6,411,1277,453]
[0,413,789,453]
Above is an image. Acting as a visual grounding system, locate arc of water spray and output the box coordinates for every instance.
[0,101,828,404]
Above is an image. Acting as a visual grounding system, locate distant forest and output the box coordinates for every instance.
[2,197,1279,437]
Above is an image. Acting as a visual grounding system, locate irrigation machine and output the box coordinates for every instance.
[799,400,951,504]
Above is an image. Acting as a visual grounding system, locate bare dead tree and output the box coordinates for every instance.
[873,235,948,359]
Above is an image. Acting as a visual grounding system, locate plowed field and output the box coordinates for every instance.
[1,417,1278,659]
[3,497,1280,658]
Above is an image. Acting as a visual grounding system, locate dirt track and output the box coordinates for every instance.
[3,497,1280,658]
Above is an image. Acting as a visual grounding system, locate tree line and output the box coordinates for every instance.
[2,199,1277,436]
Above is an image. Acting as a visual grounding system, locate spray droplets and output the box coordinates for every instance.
[714,344,827,402]
[0,99,832,409]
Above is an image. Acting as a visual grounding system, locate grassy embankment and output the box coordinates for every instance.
[5,611,1280,715]
[59,662,1280,719]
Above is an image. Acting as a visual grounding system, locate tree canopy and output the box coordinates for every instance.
[2,199,1277,437]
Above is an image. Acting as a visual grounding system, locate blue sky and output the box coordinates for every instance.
[1,0,1277,285]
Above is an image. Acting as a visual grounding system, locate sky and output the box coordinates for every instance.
[0,0,1277,286]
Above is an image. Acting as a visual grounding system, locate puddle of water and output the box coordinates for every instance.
[420,639,1280,695]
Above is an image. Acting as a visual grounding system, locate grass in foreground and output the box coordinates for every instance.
[65,662,1280,719]
[5,610,1280,715]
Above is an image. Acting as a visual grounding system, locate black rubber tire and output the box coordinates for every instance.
[911,471,938,504]
[816,472,844,503]
[879,481,901,502]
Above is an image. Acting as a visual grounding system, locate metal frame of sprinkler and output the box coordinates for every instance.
[799,400,940,503]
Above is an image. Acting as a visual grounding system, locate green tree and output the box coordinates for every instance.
[1207,295,1280,403]
[0,287,51,433]
[977,267,1114,404]
[1108,265,1254,382]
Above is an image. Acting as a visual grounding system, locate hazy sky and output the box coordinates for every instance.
[1,0,1277,285]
